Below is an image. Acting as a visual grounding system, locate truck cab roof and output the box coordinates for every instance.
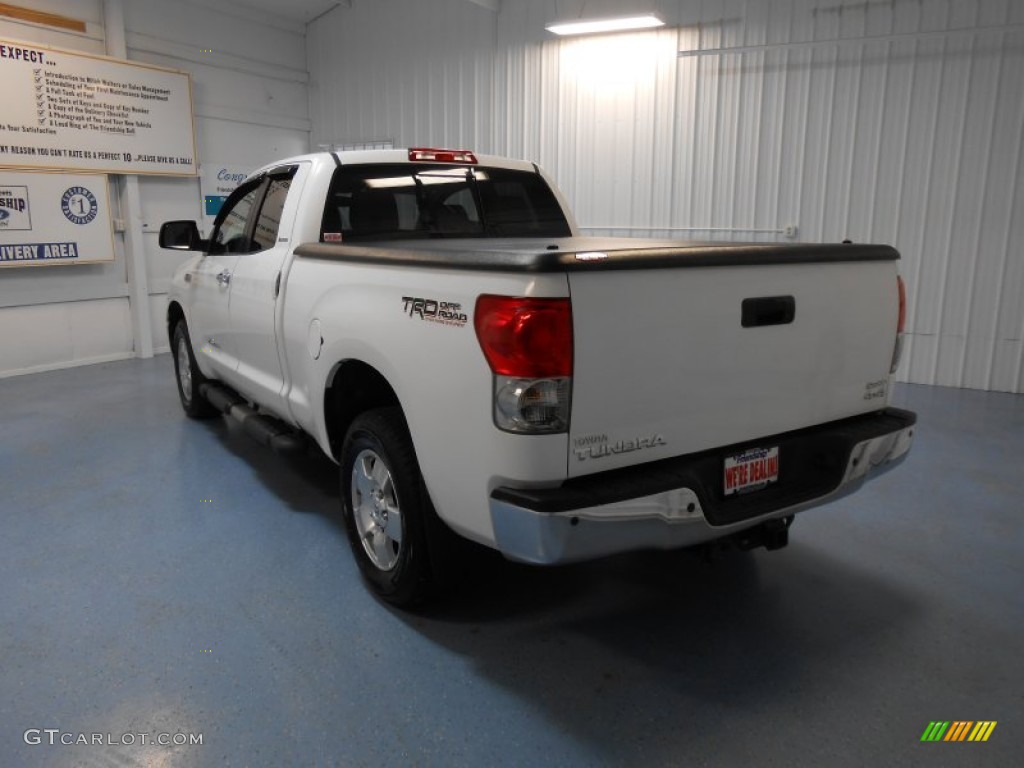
[250,149,540,180]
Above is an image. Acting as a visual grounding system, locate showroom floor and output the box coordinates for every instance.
[1,356,1020,767]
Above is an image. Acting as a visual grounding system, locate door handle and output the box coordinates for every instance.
[741,296,795,327]
[216,270,232,286]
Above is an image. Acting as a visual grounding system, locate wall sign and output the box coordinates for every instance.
[200,164,251,232]
[0,170,114,267]
[0,37,197,176]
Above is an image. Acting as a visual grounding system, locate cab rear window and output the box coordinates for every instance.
[321,164,570,241]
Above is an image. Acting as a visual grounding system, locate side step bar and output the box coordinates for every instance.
[199,382,305,455]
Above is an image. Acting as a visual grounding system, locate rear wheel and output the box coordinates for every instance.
[340,407,434,606]
[172,320,218,419]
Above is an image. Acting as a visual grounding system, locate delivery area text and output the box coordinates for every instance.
[1,242,79,262]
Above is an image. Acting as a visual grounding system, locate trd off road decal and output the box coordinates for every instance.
[401,297,468,328]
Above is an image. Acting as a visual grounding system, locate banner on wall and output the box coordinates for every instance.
[0,170,114,267]
[200,164,251,232]
[0,37,197,176]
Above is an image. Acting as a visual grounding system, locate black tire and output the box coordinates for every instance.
[340,407,435,606]
[171,320,218,419]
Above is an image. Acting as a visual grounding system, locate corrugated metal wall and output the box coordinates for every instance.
[309,0,1024,392]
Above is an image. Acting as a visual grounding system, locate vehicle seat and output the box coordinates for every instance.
[435,204,478,234]
[350,189,400,236]
[487,195,531,231]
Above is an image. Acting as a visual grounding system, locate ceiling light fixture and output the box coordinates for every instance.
[545,14,665,37]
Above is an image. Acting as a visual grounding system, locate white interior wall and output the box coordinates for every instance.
[309,0,1024,393]
[0,0,309,376]
[0,1,127,376]
[125,0,309,354]
[4,0,1020,392]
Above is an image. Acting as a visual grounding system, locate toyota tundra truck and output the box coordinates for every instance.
[159,147,916,605]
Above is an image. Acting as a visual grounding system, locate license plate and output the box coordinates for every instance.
[724,446,779,496]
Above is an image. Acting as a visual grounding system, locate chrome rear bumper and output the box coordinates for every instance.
[490,409,916,565]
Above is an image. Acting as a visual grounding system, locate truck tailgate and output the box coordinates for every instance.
[566,243,900,478]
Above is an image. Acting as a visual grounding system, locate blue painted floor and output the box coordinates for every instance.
[1,356,1020,767]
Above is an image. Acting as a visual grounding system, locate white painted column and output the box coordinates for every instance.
[103,0,153,358]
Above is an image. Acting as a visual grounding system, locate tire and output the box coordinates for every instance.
[171,320,218,419]
[339,407,435,606]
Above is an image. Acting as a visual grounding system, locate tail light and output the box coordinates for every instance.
[891,275,906,373]
[474,295,572,433]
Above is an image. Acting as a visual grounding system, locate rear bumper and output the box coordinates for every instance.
[489,407,916,564]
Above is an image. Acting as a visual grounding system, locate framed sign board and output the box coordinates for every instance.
[0,37,197,176]
[0,170,114,267]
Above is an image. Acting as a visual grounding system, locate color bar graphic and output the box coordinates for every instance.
[921,721,996,742]
[968,722,997,742]
[944,721,972,741]
[921,721,949,741]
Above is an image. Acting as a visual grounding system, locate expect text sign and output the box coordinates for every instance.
[0,38,196,176]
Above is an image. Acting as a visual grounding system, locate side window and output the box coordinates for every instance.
[208,182,262,255]
[251,177,292,251]
[207,167,296,256]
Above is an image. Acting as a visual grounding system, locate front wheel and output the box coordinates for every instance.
[171,320,217,419]
[339,408,434,606]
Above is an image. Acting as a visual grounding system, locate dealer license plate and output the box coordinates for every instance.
[723,446,780,496]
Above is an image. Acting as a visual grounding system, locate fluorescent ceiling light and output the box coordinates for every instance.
[546,14,665,37]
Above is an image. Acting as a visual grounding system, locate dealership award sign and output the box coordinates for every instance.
[0,38,196,176]
[0,170,114,267]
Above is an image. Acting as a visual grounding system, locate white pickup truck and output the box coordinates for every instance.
[160,148,916,605]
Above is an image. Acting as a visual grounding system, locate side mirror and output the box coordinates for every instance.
[159,220,207,251]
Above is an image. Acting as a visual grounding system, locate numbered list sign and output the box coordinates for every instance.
[0,38,197,176]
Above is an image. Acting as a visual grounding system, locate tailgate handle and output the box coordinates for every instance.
[742,296,795,328]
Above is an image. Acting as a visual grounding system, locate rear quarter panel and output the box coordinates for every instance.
[281,257,570,545]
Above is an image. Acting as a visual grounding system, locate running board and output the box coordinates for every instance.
[199,382,305,455]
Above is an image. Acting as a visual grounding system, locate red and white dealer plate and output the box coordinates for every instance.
[723,446,780,496]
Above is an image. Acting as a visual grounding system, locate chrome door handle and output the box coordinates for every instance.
[216,270,232,286]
